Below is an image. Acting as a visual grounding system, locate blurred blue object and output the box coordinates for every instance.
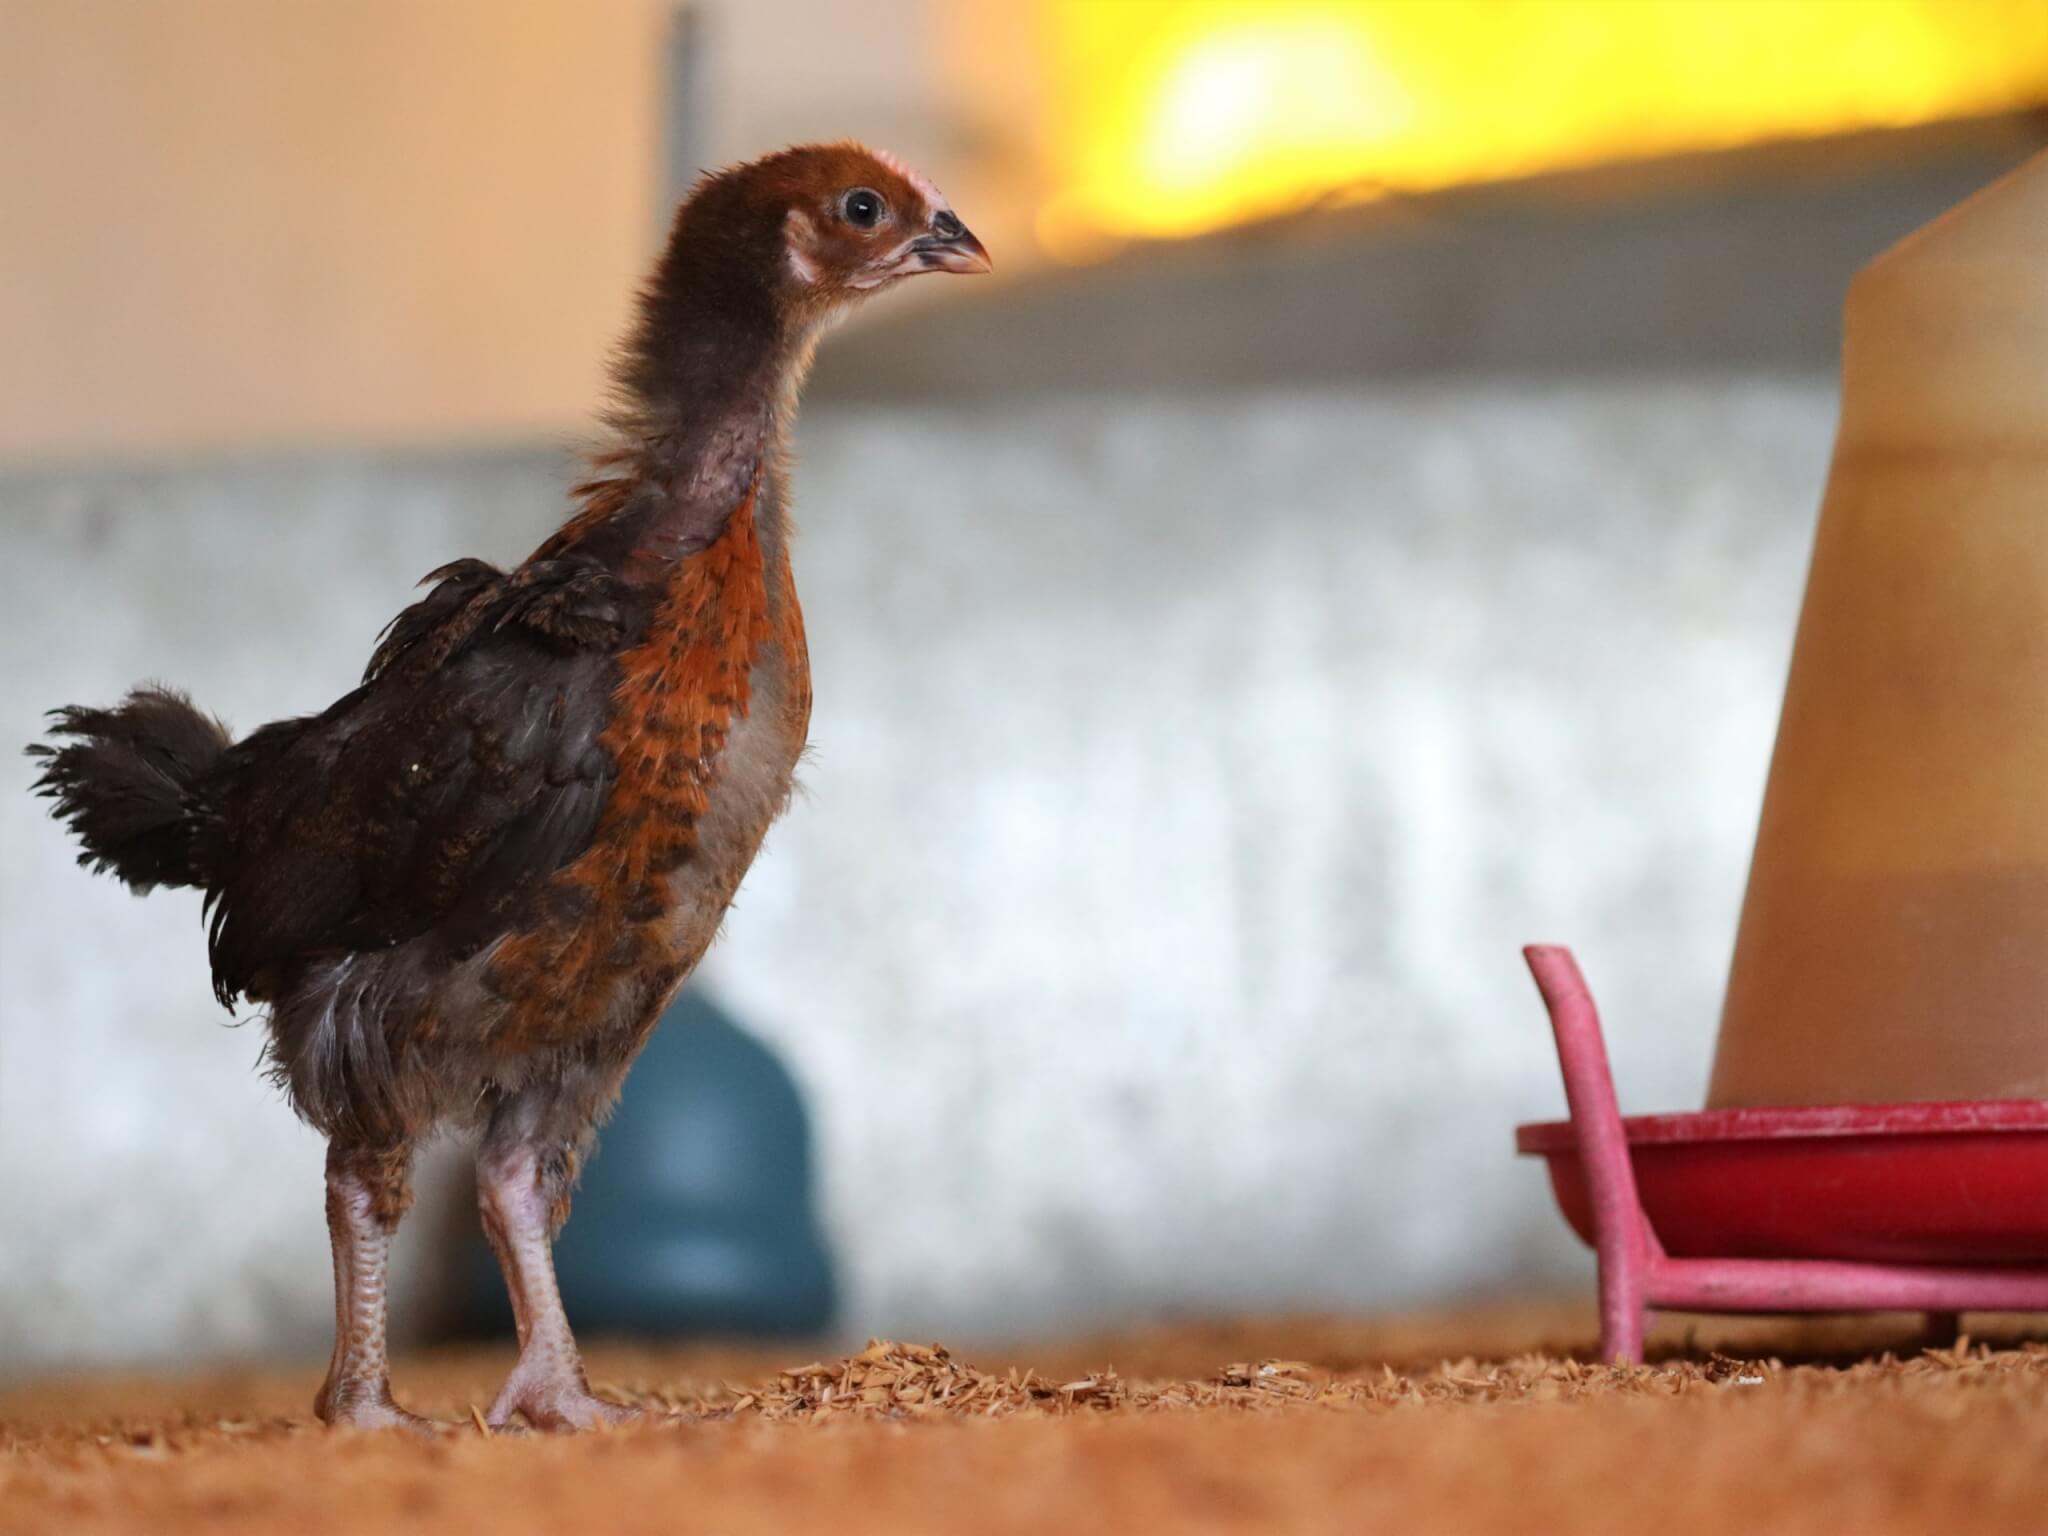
[470,990,835,1337]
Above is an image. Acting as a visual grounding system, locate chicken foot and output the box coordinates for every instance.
[477,1111,641,1430]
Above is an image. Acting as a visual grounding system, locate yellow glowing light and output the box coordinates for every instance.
[1043,0,2048,247]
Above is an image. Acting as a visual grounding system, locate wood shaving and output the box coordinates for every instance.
[7,1317,2048,1536]
[614,1337,2048,1423]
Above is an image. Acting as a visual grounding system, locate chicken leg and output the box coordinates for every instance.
[314,1144,433,1431]
[477,1107,640,1430]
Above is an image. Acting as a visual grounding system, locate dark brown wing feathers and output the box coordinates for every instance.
[202,556,641,1008]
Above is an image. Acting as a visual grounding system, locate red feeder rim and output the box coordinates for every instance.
[1513,944,2048,1364]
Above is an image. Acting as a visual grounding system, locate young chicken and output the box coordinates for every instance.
[29,143,989,1431]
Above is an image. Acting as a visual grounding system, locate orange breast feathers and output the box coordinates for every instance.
[488,490,776,1044]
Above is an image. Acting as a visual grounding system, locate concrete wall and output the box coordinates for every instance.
[0,378,1830,1374]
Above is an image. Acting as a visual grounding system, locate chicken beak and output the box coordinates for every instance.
[905,221,992,276]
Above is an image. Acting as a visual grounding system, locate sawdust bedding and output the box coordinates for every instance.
[5,1308,2046,1535]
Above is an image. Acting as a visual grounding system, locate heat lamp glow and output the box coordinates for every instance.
[1039,0,2048,253]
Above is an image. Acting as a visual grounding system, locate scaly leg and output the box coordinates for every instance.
[477,1105,640,1430]
[314,1142,434,1431]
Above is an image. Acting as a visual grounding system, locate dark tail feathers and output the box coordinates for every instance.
[28,686,232,892]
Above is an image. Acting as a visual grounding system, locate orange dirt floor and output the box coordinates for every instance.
[5,1304,2047,1535]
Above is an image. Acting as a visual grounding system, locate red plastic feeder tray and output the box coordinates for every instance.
[1514,945,2048,1362]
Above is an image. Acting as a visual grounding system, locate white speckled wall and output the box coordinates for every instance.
[0,382,1829,1375]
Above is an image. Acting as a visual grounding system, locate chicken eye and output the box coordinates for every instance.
[841,188,886,229]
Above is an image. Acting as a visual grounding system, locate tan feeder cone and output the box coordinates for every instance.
[1709,149,2048,1108]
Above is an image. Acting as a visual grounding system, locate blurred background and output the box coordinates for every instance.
[3,0,2046,1379]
